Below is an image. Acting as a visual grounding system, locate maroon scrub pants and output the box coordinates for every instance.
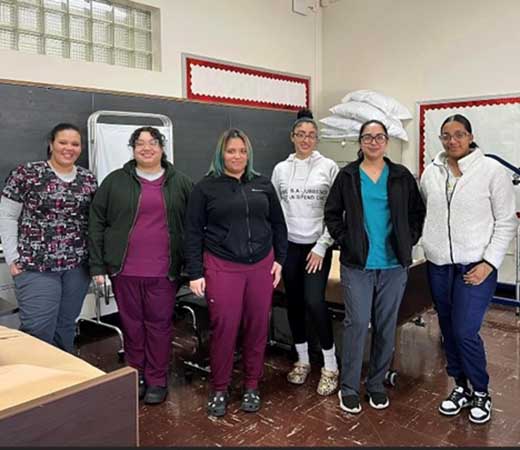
[203,250,274,391]
[111,275,177,387]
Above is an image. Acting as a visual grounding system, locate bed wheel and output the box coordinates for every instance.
[384,369,397,387]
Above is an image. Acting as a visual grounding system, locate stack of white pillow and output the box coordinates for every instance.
[320,90,412,142]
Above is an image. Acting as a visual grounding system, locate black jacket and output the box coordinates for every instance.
[324,157,425,269]
[184,174,288,280]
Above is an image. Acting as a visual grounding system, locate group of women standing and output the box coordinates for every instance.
[0,110,515,425]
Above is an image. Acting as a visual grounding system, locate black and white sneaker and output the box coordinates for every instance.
[338,390,362,414]
[469,392,492,424]
[439,386,472,416]
[366,391,390,409]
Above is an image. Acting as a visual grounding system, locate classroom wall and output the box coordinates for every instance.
[6,0,520,174]
[321,0,520,174]
[0,0,321,108]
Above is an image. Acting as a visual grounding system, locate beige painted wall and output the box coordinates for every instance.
[6,0,520,173]
[0,0,321,107]
[321,0,520,174]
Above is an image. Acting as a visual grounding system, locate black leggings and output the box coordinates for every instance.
[282,241,334,350]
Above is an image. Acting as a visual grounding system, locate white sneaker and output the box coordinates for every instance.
[439,386,472,416]
[469,392,492,424]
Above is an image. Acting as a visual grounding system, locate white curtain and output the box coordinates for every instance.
[91,124,172,184]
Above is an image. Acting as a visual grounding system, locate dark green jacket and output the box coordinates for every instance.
[88,159,193,280]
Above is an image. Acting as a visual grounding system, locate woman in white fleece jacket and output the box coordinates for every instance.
[271,109,340,396]
[420,114,517,425]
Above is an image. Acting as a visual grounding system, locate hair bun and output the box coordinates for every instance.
[297,108,313,120]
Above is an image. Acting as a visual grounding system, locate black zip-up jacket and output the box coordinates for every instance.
[184,174,288,280]
[324,157,425,269]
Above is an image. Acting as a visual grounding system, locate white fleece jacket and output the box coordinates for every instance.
[271,151,339,257]
[420,148,517,269]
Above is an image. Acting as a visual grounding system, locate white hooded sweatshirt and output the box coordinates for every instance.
[271,151,339,257]
[420,148,517,269]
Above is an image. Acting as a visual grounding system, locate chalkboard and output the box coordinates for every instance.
[0,81,296,189]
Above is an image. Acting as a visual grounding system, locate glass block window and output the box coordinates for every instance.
[0,0,154,70]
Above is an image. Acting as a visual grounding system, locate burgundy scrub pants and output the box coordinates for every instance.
[203,250,274,391]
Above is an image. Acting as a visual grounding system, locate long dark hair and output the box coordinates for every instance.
[129,126,168,163]
[357,119,389,159]
[47,123,81,157]
[440,114,478,148]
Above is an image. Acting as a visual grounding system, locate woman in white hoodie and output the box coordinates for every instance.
[271,109,340,396]
[420,114,517,425]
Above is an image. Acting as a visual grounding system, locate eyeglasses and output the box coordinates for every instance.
[293,131,318,141]
[135,139,160,148]
[360,134,388,144]
[439,131,470,142]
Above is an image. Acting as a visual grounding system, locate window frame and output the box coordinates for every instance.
[0,0,155,71]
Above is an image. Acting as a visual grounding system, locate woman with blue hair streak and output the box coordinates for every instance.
[184,128,287,418]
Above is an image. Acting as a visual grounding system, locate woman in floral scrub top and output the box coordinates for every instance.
[0,123,97,353]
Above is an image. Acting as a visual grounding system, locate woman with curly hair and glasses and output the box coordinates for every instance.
[89,126,193,405]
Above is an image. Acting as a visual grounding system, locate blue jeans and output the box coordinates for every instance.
[14,265,91,353]
[427,261,497,393]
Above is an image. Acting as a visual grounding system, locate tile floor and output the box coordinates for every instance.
[76,304,520,447]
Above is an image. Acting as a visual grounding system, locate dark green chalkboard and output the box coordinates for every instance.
[0,81,296,188]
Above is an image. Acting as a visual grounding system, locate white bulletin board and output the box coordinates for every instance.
[417,94,520,176]
[417,95,520,285]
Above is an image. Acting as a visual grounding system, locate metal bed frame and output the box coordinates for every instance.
[485,154,520,315]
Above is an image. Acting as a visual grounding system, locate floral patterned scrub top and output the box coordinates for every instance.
[2,161,98,272]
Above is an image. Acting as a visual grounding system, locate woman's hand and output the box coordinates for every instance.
[271,262,282,288]
[305,251,323,274]
[190,278,206,297]
[463,262,493,286]
[9,261,23,277]
[93,275,105,286]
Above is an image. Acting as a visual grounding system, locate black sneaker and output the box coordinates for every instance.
[207,390,229,417]
[439,386,472,416]
[138,374,146,400]
[469,392,492,424]
[144,385,168,405]
[366,391,390,409]
[338,390,362,414]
